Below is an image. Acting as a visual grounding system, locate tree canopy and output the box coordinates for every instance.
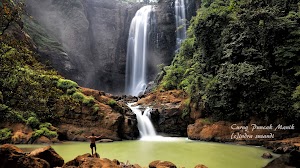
[161,0,300,122]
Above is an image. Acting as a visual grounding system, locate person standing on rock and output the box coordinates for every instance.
[85,133,101,155]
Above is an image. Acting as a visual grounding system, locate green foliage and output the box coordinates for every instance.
[0,128,12,141]
[161,0,300,122]
[92,104,100,113]
[0,91,3,103]
[107,99,117,107]
[83,96,95,107]
[57,78,78,91]
[292,85,300,112]
[0,0,99,130]
[71,91,95,107]
[39,122,52,129]
[181,98,191,119]
[32,122,58,139]
[26,116,40,128]
[67,87,77,95]
[72,92,85,101]
[40,127,58,138]
[32,129,44,139]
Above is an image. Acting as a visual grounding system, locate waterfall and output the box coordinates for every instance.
[175,0,187,50]
[128,103,181,141]
[125,6,153,96]
[128,103,157,138]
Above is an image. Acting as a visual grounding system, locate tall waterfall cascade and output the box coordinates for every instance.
[175,0,187,50]
[125,5,153,96]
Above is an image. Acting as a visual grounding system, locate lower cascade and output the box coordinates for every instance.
[128,103,181,141]
[128,103,157,139]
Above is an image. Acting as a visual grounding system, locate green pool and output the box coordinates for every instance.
[17,138,278,168]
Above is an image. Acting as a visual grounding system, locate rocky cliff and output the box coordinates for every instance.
[24,0,197,94]
[24,0,141,94]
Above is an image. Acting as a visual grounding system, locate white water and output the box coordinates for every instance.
[128,103,157,137]
[125,6,153,96]
[128,103,179,141]
[175,0,187,50]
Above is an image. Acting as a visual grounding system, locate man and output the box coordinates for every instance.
[85,133,101,155]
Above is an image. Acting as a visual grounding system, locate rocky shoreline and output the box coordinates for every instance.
[1,142,299,168]
[0,144,208,168]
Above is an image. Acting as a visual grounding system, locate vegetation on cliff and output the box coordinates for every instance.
[0,0,102,142]
[161,0,300,122]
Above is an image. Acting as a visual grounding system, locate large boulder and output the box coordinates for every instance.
[63,153,122,168]
[187,119,232,141]
[0,144,50,168]
[28,146,64,168]
[16,156,50,168]
[264,150,300,168]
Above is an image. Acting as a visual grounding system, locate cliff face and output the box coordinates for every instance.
[24,0,141,94]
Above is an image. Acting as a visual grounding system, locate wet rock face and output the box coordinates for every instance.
[24,0,141,94]
[148,0,176,81]
[151,107,189,136]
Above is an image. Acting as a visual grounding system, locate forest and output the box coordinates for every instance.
[161,0,300,123]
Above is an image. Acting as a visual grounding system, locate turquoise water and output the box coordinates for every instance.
[17,138,277,168]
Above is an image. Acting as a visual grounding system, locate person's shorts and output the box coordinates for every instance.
[90,143,96,148]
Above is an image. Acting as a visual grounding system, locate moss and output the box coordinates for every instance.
[67,87,77,95]
[82,96,95,107]
[72,91,85,102]
[107,99,117,107]
[72,91,95,107]
[92,104,100,113]
[57,79,78,91]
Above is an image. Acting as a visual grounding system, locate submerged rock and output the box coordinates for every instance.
[149,160,177,168]
[261,152,273,159]
[194,165,208,168]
